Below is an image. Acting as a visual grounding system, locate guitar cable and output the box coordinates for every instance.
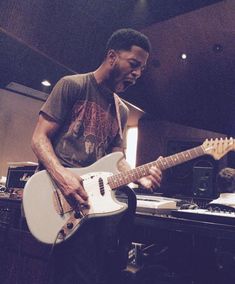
[42,234,60,284]
[42,217,84,284]
[16,206,62,284]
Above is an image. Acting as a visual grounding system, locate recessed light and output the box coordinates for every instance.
[213,44,223,53]
[41,80,51,87]
[180,53,187,60]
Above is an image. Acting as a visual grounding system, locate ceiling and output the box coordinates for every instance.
[1,0,234,134]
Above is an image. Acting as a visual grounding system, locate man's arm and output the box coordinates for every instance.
[31,114,88,206]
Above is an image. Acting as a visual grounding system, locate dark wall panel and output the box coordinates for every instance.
[137,118,228,197]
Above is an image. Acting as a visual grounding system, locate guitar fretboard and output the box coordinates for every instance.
[108,145,204,189]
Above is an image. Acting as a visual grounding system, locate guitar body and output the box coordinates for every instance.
[23,152,127,245]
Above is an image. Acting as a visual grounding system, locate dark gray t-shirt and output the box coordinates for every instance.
[40,73,129,168]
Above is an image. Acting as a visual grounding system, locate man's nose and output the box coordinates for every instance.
[132,67,142,78]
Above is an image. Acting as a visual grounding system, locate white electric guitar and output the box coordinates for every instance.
[23,138,235,244]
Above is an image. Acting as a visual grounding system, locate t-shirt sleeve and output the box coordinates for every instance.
[40,76,80,123]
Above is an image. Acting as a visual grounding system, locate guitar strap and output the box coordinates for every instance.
[114,93,124,140]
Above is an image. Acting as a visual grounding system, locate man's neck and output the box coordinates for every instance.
[93,64,114,93]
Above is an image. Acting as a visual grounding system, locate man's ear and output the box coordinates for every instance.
[107,49,117,66]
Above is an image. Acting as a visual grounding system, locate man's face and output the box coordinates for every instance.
[109,45,149,93]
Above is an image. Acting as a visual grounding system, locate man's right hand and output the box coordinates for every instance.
[54,168,89,208]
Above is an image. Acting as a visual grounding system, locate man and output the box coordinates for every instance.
[31,28,162,284]
[217,168,235,193]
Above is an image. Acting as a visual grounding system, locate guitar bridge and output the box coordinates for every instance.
[53,190,73,215]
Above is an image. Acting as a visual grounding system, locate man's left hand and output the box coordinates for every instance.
[138,166,162,191]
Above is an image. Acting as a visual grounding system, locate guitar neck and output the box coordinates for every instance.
[108,145,205,189]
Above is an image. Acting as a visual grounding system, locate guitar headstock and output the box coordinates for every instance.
[202,138,235,160]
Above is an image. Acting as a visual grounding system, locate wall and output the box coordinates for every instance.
[137,118,228,197]
[0,89,43,178]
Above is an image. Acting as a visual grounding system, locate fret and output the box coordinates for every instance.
[136,167,142,178]
[127,171,135,181]
[169,156,175,167]
[124,173,132,184]
[193,147,199,158]
[179,152,185,162]
[185,150,192,160]
[137,166,146,179]
[119,173,125,184]
[175,153,180,162]
[149,162,155,169]
[142,166,147,175]
[160,158,168,170]
[152,161,158,168]
[187,150,192,160]
[141,165,147,173]
[132,168,139,180]
[157,158,165,170]
[171,155,179,165]
[183,151,191,160]
[137,166,143,177]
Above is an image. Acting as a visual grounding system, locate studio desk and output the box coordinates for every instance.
[1,194,235,283]
[134,196,235,241]
[131,194,235,283]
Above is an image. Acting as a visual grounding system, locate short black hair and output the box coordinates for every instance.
[217,168,235,193]
[105,28,151,55]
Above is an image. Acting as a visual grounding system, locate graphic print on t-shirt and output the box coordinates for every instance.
[59,100,119,167]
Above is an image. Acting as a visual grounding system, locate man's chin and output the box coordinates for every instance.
[115,85,125,94]
[115,88,125,94]
[115,82,132,93]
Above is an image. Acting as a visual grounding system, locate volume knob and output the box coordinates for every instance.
[67,222,74,229]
